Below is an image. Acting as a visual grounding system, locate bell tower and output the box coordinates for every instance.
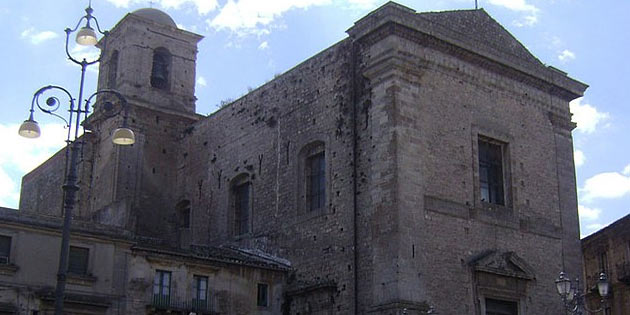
[98,8,203,114]
[84,8,203,243]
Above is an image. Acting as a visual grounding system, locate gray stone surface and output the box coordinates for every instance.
[11,2,587,314]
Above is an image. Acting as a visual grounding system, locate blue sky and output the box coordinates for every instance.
[0,0,628,238]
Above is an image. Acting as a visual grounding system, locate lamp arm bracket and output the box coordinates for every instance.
[66,16,87,34]
[31,85,74,126]
[85,89,129,120]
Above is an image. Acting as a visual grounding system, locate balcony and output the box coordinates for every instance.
[149,294,216,314]
[617,261,630,285]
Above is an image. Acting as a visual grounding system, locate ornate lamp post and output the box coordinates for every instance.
[17,4,134,315]
[555,271,610,315]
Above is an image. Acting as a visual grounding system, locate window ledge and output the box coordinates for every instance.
[67,273,97,286]
[0,263,19,275]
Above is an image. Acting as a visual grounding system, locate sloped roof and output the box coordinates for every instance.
[132,242,291,271]
[417,9,544,69]
[347,1,587,99]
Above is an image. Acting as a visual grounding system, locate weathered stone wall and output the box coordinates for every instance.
[19,148,66,216]
[582,215,630,315]
[181,39,358,313]
[125,248,286,314]
[15,3,588,314]
[0,211,131,314]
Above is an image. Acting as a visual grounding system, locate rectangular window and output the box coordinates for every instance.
[307,152,326,211]
[0,235,10,264]
[485,298,518,315]
[234,182,251,235]
[68,246,89,275]
[193,275,208,309]
[153,270,171,308]
[257,283,269,307]
[478,138,505,206]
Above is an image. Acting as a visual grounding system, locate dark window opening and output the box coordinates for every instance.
[151,48,170,90]
[257,283,269,307]
[177,200,191,229]
[478,138,505,205]
[68,246,89,275]
[153,270,171,308]
[306,152,326,211]
[107,50,119,88]
[234,182,251,235]
[485,298,518,315]
[0,235,10,264]
[599,252,608,274]
[193,275,208,309]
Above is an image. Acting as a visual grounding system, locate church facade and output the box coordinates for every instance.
[1,2,586,314]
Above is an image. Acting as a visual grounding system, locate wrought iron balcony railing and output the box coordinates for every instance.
[150,294,215,314]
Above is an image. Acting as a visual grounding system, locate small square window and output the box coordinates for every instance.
[0,235,10,264]
[257,283,269,307]
[68,246,89,275]
[478,137,505,206]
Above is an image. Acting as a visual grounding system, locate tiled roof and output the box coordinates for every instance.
[417,9,544,69]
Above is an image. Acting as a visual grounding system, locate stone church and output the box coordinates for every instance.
[0,2,586,314]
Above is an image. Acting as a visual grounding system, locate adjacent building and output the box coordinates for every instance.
[582,214,630,315]
[1,2,588,314]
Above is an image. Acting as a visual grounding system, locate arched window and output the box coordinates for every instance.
[230,174,252,236]
[107,50,119,88]
[151,47,171,90]
[176,200,191,229]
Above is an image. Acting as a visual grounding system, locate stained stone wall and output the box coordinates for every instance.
[16,2,587,314]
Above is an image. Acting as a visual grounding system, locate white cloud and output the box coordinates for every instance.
[487,0,539,26]
[586,223,604,230]
[161,0,218,15]
[208,0,331,37]
[258,41,269,50]
[623,164,630,176]
[345,0,381,10]
[21,27,59,45]
[578,205,601,221]
[487,0,537,12]
[582,223,605,238]
[0,123,67,208]
[105,0,218,15]
[196,76,207,87]
[105,0,131,7]
[512,14,537,27]
[0,167,19,209]
[574,150,585,167]
[558,49,576,62]
[569,98,609,134]
[580,170,630,202]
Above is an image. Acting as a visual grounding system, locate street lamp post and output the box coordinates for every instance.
[17,4,135,315]
[555,271,610,315]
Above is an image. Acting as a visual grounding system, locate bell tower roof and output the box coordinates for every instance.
[131,8,177,27]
